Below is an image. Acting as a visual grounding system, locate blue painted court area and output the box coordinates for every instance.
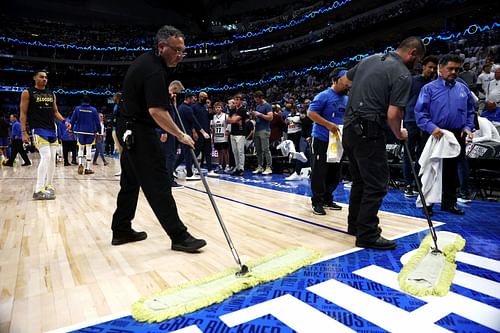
[74,172,500,333]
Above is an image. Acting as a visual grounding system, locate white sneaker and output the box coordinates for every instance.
[252,166,264,174]
[114,170,121,176]
[186,175,201,181]
[225,166,233,173]
[207,170,219,177]
[293,152,308,163]
[262,167,272,175]
[285,172,302,181]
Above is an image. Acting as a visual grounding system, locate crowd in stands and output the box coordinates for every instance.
[0,0,431,67]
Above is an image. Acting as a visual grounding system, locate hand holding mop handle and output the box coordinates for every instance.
[403,140,441,253]
[172,101,249,275]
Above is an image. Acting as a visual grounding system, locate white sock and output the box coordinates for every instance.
[36,145,51,192]
[78,145,85,165]
[85,145,92,169]
[46,145,57,185]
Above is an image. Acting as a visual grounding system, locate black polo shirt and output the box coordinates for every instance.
[344,52,411,125]
[121,52,173,127]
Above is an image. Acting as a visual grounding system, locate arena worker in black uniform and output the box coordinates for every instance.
[111,25,207,253]
[20,70,70,200]
[341,36,425,250]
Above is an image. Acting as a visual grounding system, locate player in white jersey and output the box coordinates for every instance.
[211,102,230,173]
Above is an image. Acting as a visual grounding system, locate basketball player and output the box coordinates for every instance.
[20,70,71,200]
[70,96,101,175]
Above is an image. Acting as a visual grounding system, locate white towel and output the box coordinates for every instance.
[416,130,461,208]
[472,117,500,143]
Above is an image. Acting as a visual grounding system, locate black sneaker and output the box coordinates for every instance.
[404,185,417,197]
[312,204,326,215]
[324,202,342,210]
[171,233,207,253]
[111,230,148,245]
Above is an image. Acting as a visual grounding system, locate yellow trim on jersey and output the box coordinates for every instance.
[77,139,96,146]
[33,134,58,149]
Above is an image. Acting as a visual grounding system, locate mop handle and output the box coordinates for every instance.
[171,100,245,269]
[403,139,440,251]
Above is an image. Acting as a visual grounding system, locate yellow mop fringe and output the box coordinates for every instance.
[131,247,321,323]
[398,232,465,297]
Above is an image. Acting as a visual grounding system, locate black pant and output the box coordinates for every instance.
[5,139,30,165]
[111,120,187,242]
[442,129,466,207]
[310,137,341,206]
[195,135,213,171]
[402,121,426,187]
[62,140,77,163]
[343,125,388,243]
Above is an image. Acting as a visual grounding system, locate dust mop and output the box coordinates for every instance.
[132,247,321,323]
[397,140,465,297]
[131,97,321,323]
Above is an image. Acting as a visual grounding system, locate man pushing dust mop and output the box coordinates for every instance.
[341,37,425,250]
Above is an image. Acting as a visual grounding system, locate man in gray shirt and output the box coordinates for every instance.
[342,36,425,250]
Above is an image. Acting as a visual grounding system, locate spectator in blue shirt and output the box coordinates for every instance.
[307,67,350,216]
[481,101,500,123]
[415,54,475,215]
[2,114,31,167]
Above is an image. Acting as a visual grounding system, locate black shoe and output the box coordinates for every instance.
[232,169,244,176]
[323,202,342,210]
[404,185,417,198]
[171,233,207,253]
[171,181,184,189]
[347,226,382,236]
[64,162,71,166]
[111,230,148,245]
[356,236,396,250]
[422,206,433,217]
[71,161,78,165]
[441,205,465,215]
[312,204,326,215]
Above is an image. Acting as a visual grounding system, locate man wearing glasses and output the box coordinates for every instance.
[111,25,207,253]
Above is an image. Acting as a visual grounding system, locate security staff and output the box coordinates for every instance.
[111,25,206,253]
[342,37,425,250]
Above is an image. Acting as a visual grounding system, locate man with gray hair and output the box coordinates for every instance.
[111,25,206,253]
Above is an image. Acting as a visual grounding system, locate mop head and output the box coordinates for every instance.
[398,231,465,297]
[132,247,321,323]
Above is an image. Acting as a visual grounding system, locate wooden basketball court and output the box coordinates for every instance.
[0,157,429,333]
